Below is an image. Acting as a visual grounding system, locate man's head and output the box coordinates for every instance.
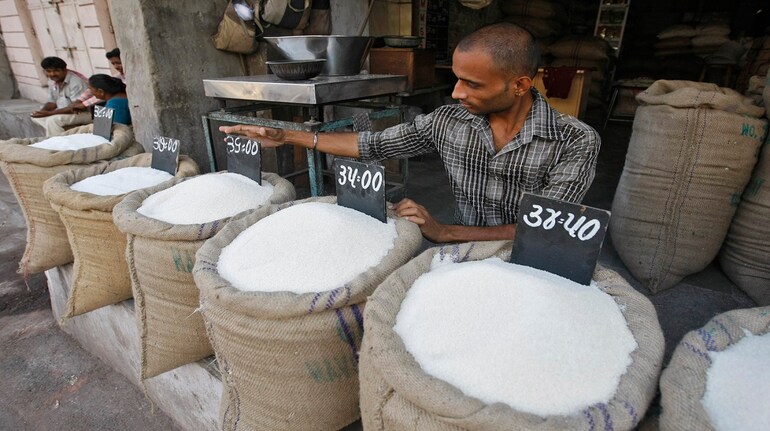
[106,48,123,75]
[40,56,68,83]
[451,23,540,115]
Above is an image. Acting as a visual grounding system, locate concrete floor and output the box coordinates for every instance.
[0,111,757,429]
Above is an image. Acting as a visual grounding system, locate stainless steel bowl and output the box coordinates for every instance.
[266,59,326,81]
[263,35,374,76]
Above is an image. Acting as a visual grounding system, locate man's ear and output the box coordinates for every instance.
[511,75,533,96]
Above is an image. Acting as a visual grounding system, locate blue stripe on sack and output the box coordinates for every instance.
[208,219,220,237]
[698,328,717,351]
[308,292,322,314]
[451,243,460,262]
[351,303,364,334]
[597,403,613,431]
[336,308,359,364]
[325,288,340,310]
[682,341,712,364]
[460,243,475,262]
[583,409,596,431]
[196,223,205,239]
[438,246,446,262]
[621,400,638,427]
[713,319,734,344]
[195,259,218,273]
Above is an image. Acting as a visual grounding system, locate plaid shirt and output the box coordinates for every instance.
[358,89,600,226]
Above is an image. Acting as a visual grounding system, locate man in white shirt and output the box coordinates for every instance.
[30,56,92,136]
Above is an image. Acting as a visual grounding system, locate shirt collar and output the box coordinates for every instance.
[456,88,567,144]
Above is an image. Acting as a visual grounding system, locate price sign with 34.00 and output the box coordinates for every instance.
[510,193,610,285]
[334,158,387,222]
[225,134,262,184]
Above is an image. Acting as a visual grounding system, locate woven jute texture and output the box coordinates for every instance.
[659,307,770,431]
[719,137,770,305]
[0,124,141,274]
[112,172,296,380]
[193,196,423,431]
[359,240,665,431]
[43,153,200,318]
[610,80,768,292]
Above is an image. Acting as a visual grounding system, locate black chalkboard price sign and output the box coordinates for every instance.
[150,136,180,175]
[334,159,387,223]
[510,193,610,285]
[225,134,262,185]
[92,105,114,140]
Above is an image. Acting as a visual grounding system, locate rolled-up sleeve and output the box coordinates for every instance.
[357,113,436,162]
[541,124,600,204]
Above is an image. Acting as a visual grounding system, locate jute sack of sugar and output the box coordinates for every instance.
[719,136,770,305]
[112,172,296,380]
[659,306,770,431]
[359,240,665,431]
[43,153,200,318]
[0,124,142,275]
[193,196,423,431]
[609,80,768,293]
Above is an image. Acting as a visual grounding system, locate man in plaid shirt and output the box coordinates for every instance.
[220,23,600,243]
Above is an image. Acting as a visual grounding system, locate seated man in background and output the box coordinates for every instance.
[30,57,91,136]
[106,48,125,82]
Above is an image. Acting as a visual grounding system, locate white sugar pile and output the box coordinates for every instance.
[137,173,274,224]
[29,133,110,151]
[70,167,173,196]
[394,257,638,417]
[218,202,397,294]
[701,331,770,431]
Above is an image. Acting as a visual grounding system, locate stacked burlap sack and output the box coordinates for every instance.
[659,306,770,430]
[718,88,770,304]
[42,153,200,319]
[545,35,614,109]
[193,196,422,430]
[0,124,142,275]
[359,240,665,430]
[112,172,296,380]
[500,0,567,48]
[610,80,768,293]
[654,22,731,57]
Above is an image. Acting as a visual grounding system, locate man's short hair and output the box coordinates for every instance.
[41,56,67,70]
[106,48,121,59]
[455,23,540,78]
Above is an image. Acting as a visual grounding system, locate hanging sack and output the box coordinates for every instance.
[212,0,262,54]
[303,0,331,35]
[261,0,313,30]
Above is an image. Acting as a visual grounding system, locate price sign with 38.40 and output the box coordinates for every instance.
[225,134,262,184]
[151,135,180,175]
[510,193,610,285]
[334,159,387,223]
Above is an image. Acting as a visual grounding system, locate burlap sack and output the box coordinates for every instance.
[193,196,423,431]
[112,172,296,380]
[719,136,770,305]
[43,153,200,318]
[359,240,665,431]
[0,124,142,275]
[659,306,770,431]
[610,80,768,293]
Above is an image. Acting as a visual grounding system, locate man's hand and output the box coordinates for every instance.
[219,125,285,148]
[393,198,447,242]
[30,110,53,118]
